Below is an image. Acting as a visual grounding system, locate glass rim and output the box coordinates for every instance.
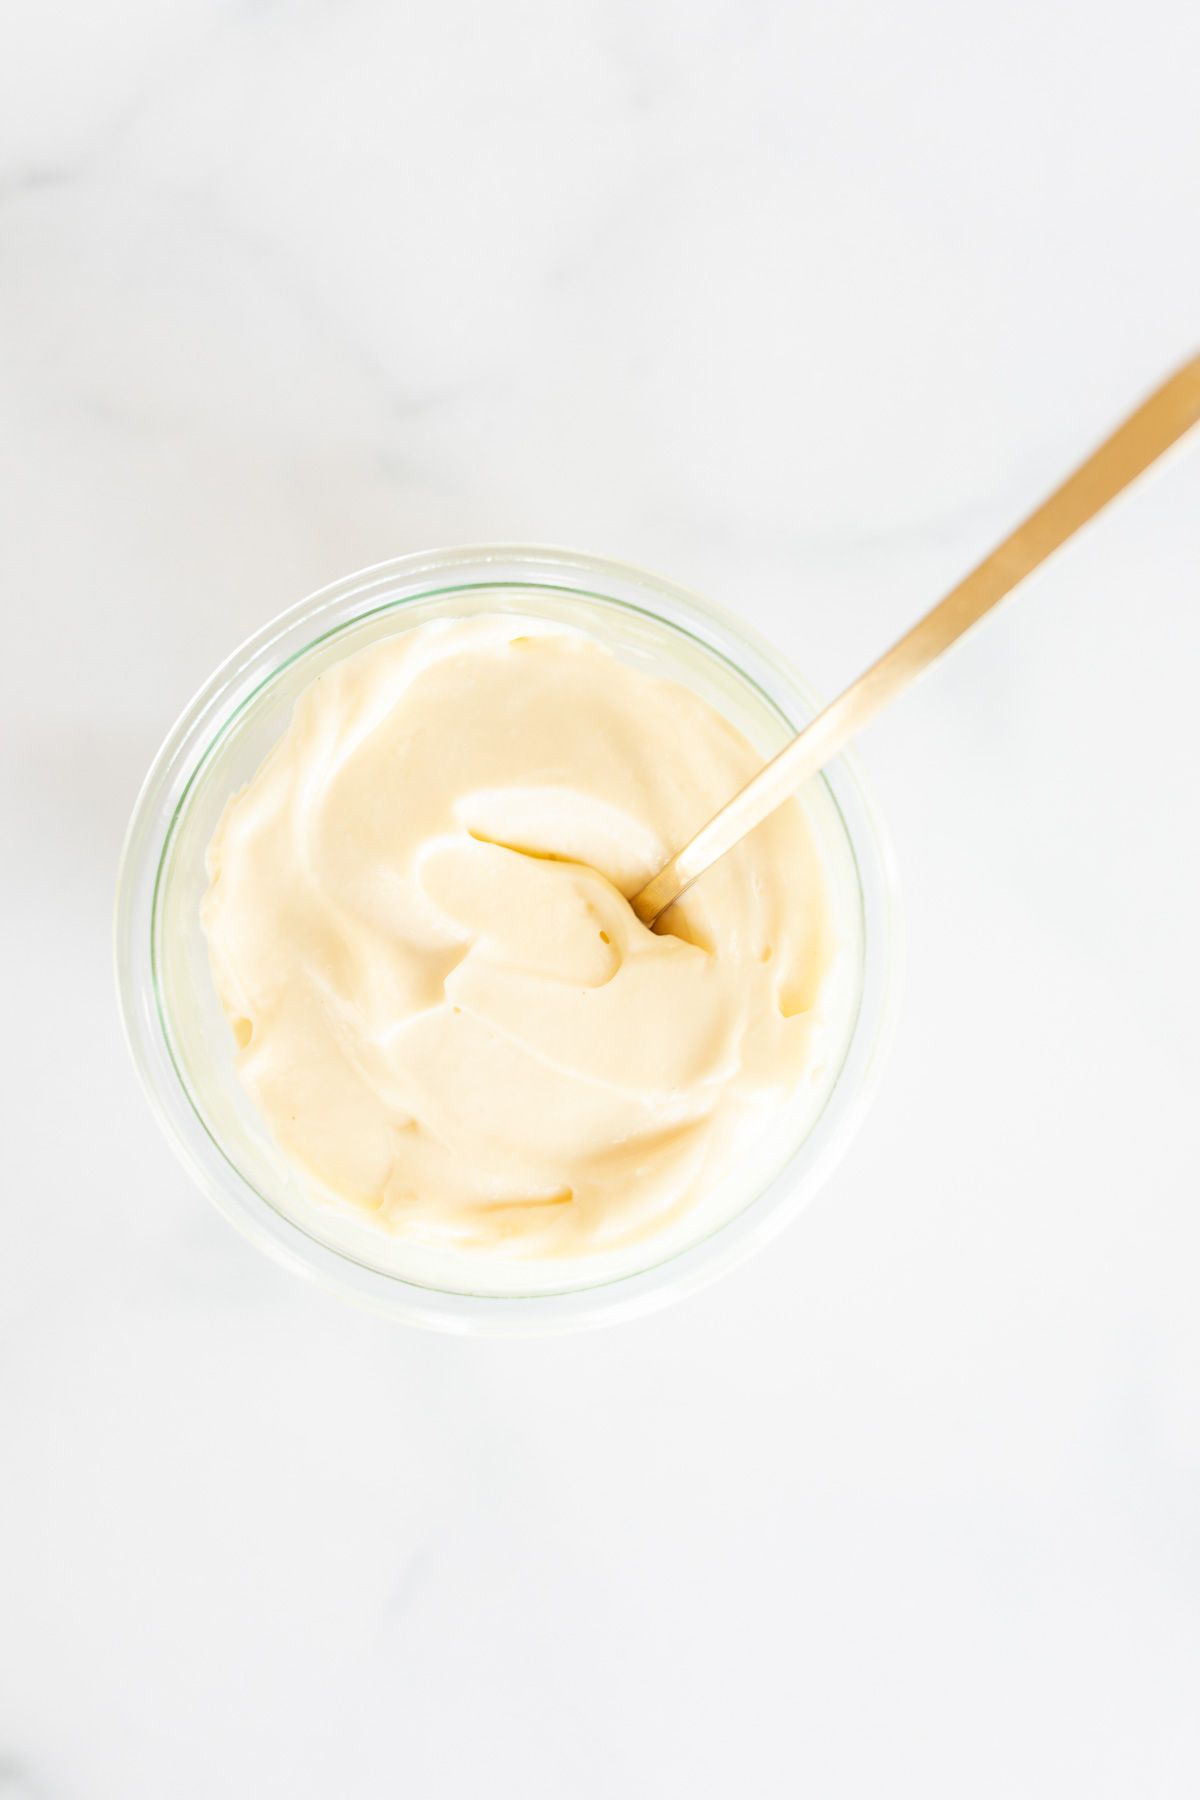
[115,544,902,1333]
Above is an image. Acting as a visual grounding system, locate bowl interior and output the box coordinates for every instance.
[148,570,870,1308]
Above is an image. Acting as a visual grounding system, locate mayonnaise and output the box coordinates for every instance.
[202,615,836,1258]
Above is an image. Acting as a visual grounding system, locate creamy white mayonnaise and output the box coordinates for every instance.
[202,615,839,1259]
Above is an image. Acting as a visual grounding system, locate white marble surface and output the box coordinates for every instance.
[3,0,1199,1793]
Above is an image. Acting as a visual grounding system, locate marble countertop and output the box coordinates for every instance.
[2,0,1199,1794]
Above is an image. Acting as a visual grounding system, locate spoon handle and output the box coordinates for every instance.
[632,355,1200,926]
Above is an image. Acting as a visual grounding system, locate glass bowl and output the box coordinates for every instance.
[115,546,899,1332]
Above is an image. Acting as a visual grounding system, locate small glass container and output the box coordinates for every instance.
[115,547,899,1331]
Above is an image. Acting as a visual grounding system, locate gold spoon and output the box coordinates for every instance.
[631,355,1200,928]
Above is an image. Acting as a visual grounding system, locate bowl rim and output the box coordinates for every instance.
[115,544,901,1333]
